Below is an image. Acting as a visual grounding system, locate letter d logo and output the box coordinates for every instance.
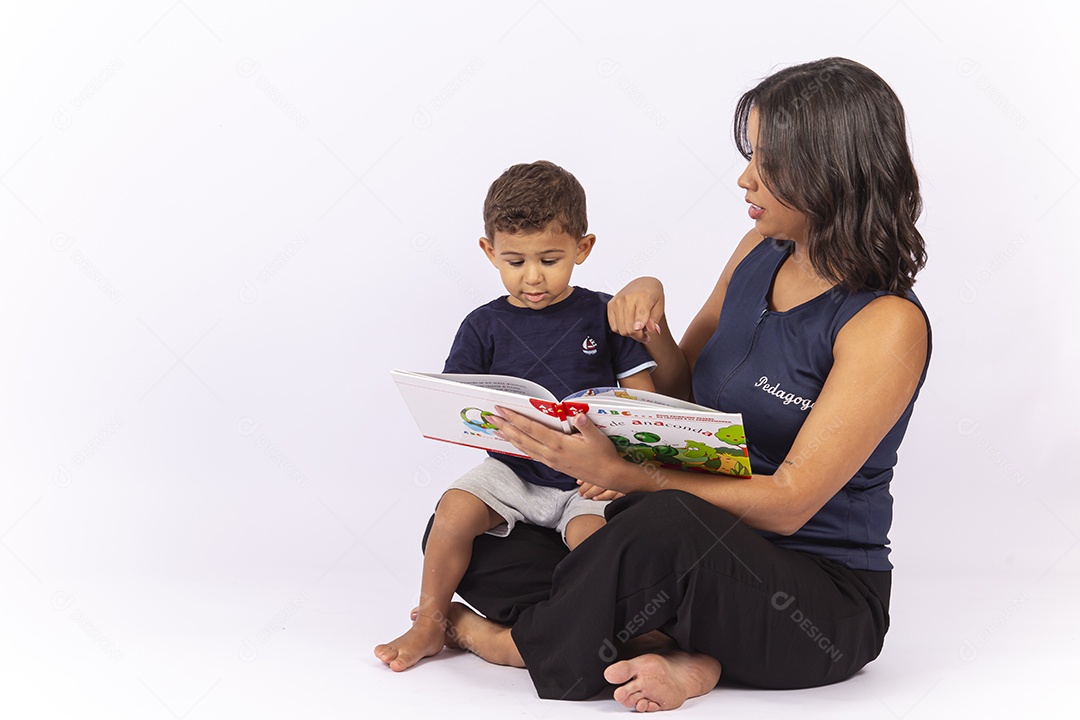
[53,105,72,130]
[236,58,261,78]
[413,106,433,130]
[958,279,979,304]
[236,417,260,437]
[238,279,258,304]
[771,591,795,611]
[596,58,621,79]
[956,58,981,79]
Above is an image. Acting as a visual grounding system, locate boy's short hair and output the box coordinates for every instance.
[483,161,588,240]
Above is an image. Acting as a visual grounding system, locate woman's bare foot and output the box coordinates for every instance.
[373,615,447,672]
[604,651,721,712]
[445,602,524,667]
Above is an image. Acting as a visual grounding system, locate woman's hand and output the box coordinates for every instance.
[489,408,638,492]
[608,277,665,344]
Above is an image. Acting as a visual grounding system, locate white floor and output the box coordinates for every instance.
[2,560,1077,719]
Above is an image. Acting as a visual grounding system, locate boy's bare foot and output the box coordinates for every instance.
[603,651,721,712]
[373,616,447,672]
[408,605,462,649]
[445,602,524,667]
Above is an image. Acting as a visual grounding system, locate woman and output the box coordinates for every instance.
[439,57,931,712]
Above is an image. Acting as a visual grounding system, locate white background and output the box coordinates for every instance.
[2,1,1077,717]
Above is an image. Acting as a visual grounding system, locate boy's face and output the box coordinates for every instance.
[480,224,595,310]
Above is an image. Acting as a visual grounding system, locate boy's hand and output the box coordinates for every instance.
[577,481,624,501]
[608,276,665,344]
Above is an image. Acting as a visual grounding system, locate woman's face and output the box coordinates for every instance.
[737,108,809,243]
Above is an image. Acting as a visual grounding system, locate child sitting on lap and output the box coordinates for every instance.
[375,160,655,671]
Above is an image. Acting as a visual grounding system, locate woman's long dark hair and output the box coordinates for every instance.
[734,57,926,294]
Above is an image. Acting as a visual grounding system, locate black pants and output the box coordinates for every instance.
[424,489,890,700]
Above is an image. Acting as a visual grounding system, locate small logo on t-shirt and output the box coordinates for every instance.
[582,336,598,355]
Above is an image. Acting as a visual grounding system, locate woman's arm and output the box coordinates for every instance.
[492,293,929,535]
[606,277,685,396]
[617,369,655,393]
[608,230,763,400]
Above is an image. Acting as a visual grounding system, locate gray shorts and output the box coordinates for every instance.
[447,457,609,545]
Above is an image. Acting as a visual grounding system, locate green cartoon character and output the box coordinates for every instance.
[672,440,719,467]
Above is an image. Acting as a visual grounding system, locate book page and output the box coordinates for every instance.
[403,371,556,401]
[391,370,751,478]
[592,412,752,477]
[564,386,716,412]
[391,370,568,457]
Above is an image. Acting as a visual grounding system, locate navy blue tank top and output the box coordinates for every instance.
[692,238,931,570]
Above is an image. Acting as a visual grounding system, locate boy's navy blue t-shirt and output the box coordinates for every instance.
[443,286,656,490]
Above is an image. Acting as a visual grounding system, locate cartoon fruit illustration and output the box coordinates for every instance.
[714,425,746,446]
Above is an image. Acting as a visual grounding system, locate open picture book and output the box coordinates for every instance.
[392,370,752,477]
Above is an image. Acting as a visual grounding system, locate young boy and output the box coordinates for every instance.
[374,161,656,672]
